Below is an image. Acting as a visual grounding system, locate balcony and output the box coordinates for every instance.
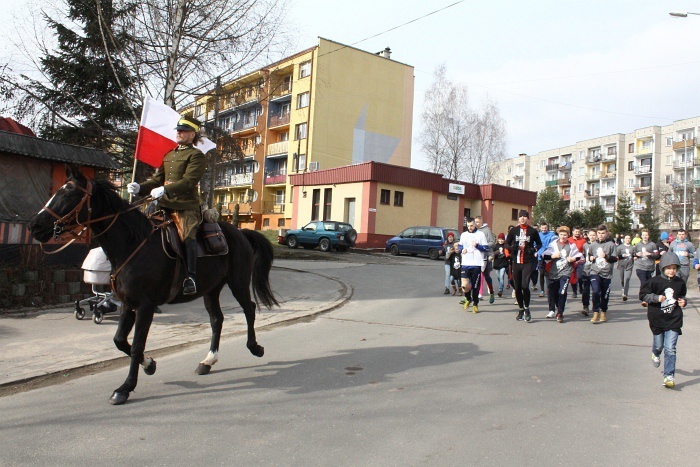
[673,158,698,170]
[586,155,602,165]
[672,138,697,150]
[264,170,287,185]
[601,171,616,179]
[513,173,524,179]
[545,163,559,172]
[560,162,572,170]
[221,202,252,216]
[262,202,285,214]
[602,152,617,161]
[636,146,653,157]
[558,177,571,186]
[671,200,692,208]
[600,188,616,197]
[545,179,558,187]
[231,119,257,133]
[633,184,651,193]
[216,173,253,187]
[267,141,288,156]
[584,189,600,198]
[586,173,601,181]
[603,206,616,213]
[269,112,290,128]
[562,194,570,201]
[634,165,652,175]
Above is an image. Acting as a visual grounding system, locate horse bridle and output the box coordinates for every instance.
[41,179,149,253]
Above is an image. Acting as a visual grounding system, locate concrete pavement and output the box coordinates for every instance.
[0,260,353,388]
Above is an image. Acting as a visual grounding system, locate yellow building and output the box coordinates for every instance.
[190,38,414,230]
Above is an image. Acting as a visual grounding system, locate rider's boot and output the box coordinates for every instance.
[183,239,197,295]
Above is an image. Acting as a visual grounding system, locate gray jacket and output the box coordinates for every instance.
[633,241,659,271]
[589,240,617,278]
[616,243,634,271]
[543,239,581,280]
[670,239,695,266]
[477,224,496,257]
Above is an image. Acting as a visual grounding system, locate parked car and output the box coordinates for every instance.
[385,226,459,260]
[281,221,357,252]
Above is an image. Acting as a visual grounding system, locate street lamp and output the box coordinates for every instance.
[669,11,700,17]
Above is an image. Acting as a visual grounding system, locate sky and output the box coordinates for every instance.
[2,0,700,172]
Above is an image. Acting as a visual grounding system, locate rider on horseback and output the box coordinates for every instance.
[127,115,206,295]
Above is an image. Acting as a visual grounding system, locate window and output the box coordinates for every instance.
[666,137,673,146]
[293,153,306,172]
[579,151,584,160]
[579,167,584,176]
[263,218,270,227]
[628,161,634,171]
[628,179,634,188]
[665,175,673,184]
[506,180,511,187]
[666,155,672,166]
[278,218,286,227]
[394,190,404,206]
[296,92,309,109]
[279,131,289,142]
[507,166,512,174]
[311,189,320,220]
[578,183,584,192]
[323,188,332,221]
[628,143,634,153]
[299,61,311,78]
[511,208,518,220]
[275,189,285,205]
[607,146,617,155]
[380,189,390,205]
[295,122,307,140]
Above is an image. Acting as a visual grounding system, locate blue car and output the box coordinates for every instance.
[385,226,459,260]
[282,221,357,252]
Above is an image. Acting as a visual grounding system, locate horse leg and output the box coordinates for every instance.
[228,277,264,358]
[113,307,136,357]
[109,300,157,405]
[196,286,224,375]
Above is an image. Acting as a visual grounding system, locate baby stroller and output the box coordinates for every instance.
[75,247,121,324]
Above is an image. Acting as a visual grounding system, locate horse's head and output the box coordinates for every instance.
[29,165,92,243]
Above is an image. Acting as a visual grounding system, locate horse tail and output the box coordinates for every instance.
[241,229,279,309]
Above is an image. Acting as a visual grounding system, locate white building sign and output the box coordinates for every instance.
[449,183,465,195]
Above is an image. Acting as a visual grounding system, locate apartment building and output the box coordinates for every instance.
[494,116,700,230]
[187,38,414,230]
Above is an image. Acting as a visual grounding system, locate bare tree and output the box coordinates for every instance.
[126,0,291,109]
[420,65,507,184]
[656,183,697,230]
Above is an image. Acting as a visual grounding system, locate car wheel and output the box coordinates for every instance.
[428,248,440,260]
[346,229,357,247]
[286,235,298,249]
[319,238,331,252]
[389,244,400,256]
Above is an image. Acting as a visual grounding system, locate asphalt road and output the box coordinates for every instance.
[2,253,700,465]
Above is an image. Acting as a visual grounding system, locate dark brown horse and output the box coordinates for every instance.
[29,166,278,405]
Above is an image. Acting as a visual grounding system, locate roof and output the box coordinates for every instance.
[0,117,35,136]
[0,130,119,170]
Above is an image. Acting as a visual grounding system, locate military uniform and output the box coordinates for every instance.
[139,144,206,240]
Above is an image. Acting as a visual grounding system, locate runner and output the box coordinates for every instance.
[505,210,542,322]
[457,218,490,314]
[616,234,634,301]
[588,224,618,324]
[542,226,582,323]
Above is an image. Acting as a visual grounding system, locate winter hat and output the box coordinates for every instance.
[660,232,669,241]
[497,233,505,240]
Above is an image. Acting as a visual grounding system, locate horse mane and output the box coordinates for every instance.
[92,179,152,241]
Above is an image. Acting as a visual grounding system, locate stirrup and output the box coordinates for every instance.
[183,276,197,295]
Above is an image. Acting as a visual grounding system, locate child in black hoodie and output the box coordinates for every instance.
[639,251,687,388]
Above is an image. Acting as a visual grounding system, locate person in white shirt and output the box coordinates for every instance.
[457,218,489,313]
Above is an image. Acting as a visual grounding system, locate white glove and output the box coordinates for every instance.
[150,186,166,199]
[127,182,140,194]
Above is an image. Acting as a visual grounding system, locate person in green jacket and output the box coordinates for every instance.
[127,116,207,295]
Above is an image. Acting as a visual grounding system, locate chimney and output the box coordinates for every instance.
[518,153,527,157]
[376,47,391,59]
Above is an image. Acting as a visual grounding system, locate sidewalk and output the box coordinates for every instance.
[0,260,352,387]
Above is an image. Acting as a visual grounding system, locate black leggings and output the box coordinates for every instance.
[512,261,534,309]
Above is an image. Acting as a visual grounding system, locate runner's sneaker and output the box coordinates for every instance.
[582,306,589,317]
[531,285,538,291]
[511,290,516,298]
[524,309,532,322]
[463,300,471,310]
[622,294,628,302]
[459,298,466,304]
[652,353,661,368]
[539,291,545,298]
[472,305,479,314]
[489,293,495,304]
[546,310,556,319]
[556,313,563,323]
[516,309,524,321]
[498,291,503,298]
[663,375,675,388]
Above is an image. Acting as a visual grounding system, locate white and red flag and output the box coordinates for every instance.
[134,95,216,168]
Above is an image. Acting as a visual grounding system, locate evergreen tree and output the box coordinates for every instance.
[33,0,139,168]
[532,187,568,227]
[565,210,585,229]
[583,201,606,228]
[611,192,634,235]
[639,193,660,240]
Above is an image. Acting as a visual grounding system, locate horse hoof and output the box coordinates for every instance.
[195,364,211,375]
[250,345,264,358]
[109,391,129,405]
[143,357,157,375]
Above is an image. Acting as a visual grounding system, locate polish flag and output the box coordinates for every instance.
[134,95,217,168]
